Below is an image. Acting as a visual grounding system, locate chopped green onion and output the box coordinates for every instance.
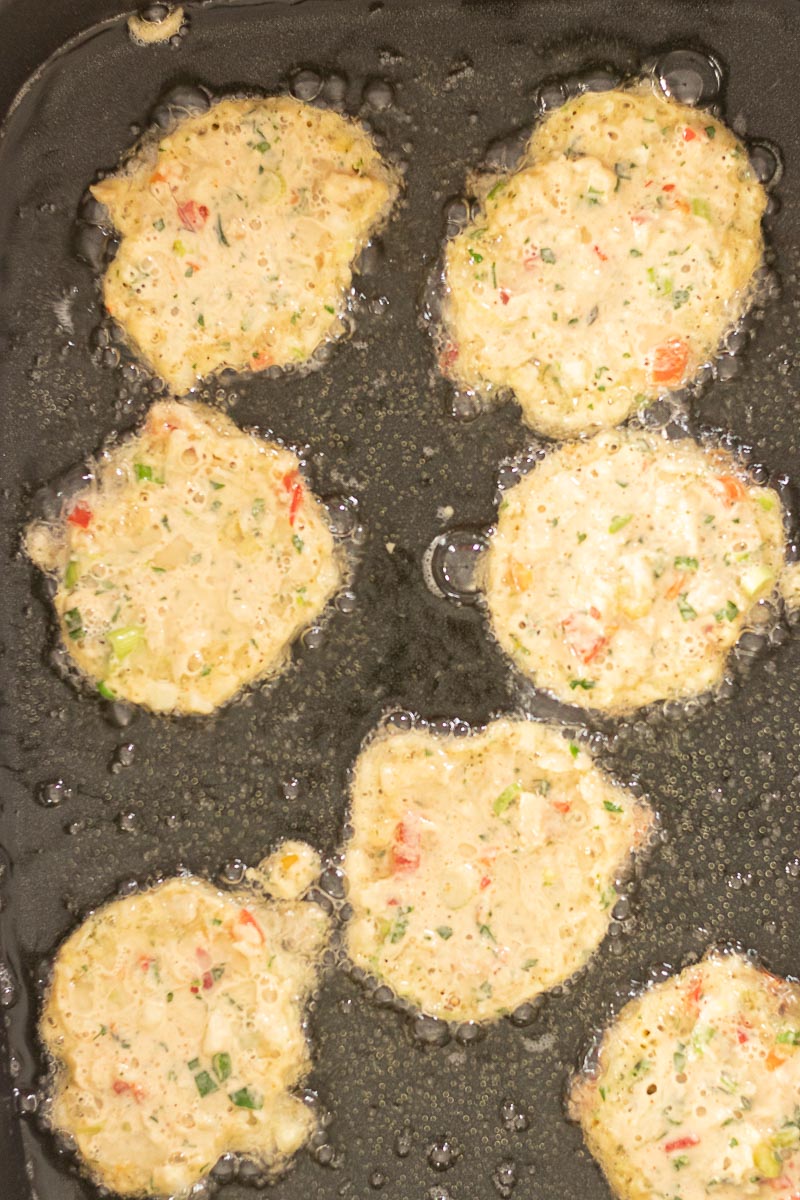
[107,625,145,659]
[64,608,84,640]
[691,197,712,220]
[603,800,623,813]
[608,514,633,534]
[540,247,556,264]
[212,1052,232,1081]
[292,534,304,553]
[493,781,521,816]
[677,594,697,621]
[97,681,116,700]
[65,559,80,589]
[436,926,453,940]
[216,215,229,246]
[714,600,739,623]
[468,248,483,264]
[229,1085,263,1109]
[194,1070,218,1098]
[674,556,699,571]
[569,678,595,691]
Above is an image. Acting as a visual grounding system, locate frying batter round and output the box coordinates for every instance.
[442,86,766,438]
[570,952,800,1200]
[484,430,785,714]
[25,400,342,714]
[91,96,400,392]
[40,856,328,1197]
[343,718,652,1023]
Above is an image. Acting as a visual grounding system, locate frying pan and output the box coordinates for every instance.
[1,0,799,1197]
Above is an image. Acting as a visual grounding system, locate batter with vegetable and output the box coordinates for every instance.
[441,85,766,438]
[343,718,653,1023]
[25,400,343,714]
[91,95,399,392]
[40,846,328,1197]
[484,429,786,714]
[571,952,800,1200]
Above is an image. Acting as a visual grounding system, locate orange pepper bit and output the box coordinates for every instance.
[714,474,748,507]
[651,338,689,386]
[766,1048,787,1071]
[665,573,689,602]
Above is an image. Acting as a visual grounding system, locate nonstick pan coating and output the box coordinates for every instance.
[1,1,799,1198]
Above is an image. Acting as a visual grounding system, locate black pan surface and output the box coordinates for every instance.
[1,1,799,1197]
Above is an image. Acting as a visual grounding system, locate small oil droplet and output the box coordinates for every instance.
[37,779,73,807]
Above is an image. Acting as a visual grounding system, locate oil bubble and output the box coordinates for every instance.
[748,141,783,188]
[290,69,323,102]
[394,1126,414,1157]
[656,48,722,106]
[455,1020,486,1044]
[219,859,246,886]
[572,67,620,94]
[449,388,483,422]
[105,700,135,728]
[535,80,568,113]
[363,79,394,112]
[37,779,73,807]
[325,496,359,539]
[150,83,210,130]
[302,626,325,651]
[508,996,543,1027]
[428,1139,458,1171]
[319,866,347,899]
[482,130,528,173]
[281,777,300,801]
[493,1158,517,1197]
[323,73,348,109]
[110,742,135,773]
[335,590,357,615]
[499,1098,529,1132]
[423,529,488,604]
[411,1013,450,1046]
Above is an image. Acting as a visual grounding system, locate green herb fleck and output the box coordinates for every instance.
[493,781,521,816]
[194,1071,218,1098]
[212,1052,232,1081]
[677,594,697,621]
[609,514,633,534]
[229,1087,263,1110]
[65,608,84,640]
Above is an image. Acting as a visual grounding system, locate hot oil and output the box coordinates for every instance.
[0,1,798,1199]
